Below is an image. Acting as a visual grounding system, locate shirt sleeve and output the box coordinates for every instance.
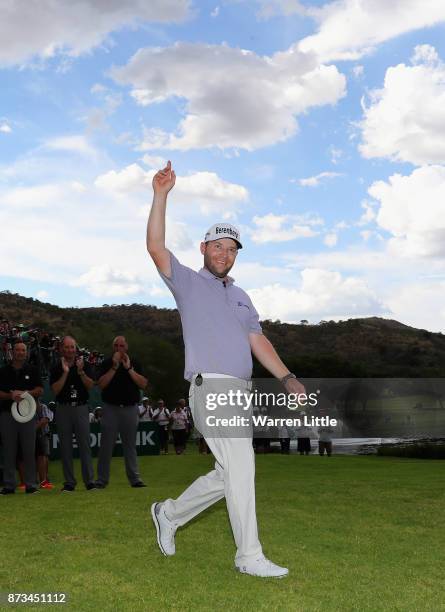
[245,293,263,335]
[158,250,194,300]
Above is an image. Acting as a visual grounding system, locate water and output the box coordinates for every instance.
[284,437,401,455]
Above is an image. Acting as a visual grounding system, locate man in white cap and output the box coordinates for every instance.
[146,161,305,578]
[0,341,43,495]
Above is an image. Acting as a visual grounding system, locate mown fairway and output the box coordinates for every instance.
[1,451,444,611]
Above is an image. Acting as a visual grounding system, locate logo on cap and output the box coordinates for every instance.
[204,223,243,249]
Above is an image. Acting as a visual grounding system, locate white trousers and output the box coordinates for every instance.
[163,374,263,564]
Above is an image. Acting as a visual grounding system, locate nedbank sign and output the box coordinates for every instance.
[49,422,160,459]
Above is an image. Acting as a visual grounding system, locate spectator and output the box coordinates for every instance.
[50,335,97,492]
[95,336,148,489]
[170,402,188,455]
[296,412,313,455]
[139,397,153,422]
[0,341,43,495]
[152,399,170,455]
[36,400,54,489]
[278,424,290,454]
[93,407,103,423]
[178,398,192,438]
[318,409,334,456]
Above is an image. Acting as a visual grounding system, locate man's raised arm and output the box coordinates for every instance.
[146,160,176,277]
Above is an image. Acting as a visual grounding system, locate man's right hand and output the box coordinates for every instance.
[61,358,69,374]
[11,390,24,402]
[112,352,122,368]
[152,160,176,195]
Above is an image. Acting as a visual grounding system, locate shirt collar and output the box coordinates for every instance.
[198,267,235,285]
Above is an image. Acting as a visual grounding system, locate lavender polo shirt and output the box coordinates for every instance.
[159,251,262,381]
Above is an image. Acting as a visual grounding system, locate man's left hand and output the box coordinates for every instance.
[284,377,306,396]
[122,353,131,370]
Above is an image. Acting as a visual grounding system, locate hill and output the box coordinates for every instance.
[1,290,444,403]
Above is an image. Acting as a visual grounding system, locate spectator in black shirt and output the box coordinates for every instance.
[0,342,43,494]
[50,336,96,492]
[95,336,147,488]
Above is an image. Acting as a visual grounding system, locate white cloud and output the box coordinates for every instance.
[357,200,377,226]
[297,171,343,187]
[0,123,12,134]
[297,0,445,62]
[250,213,322,243]
[141,155,167,169]
[360,230,373,242]
[335,221,349,230]
[387,281,445,333]
[95,163,151,193]
[71,265,144,297]
[0,0,191,66]
[36,290,49,300]
[1,183,70,208]
[255,0,305,18]
[352,65,364,79]
[91,83,107,95]
[175,171,249,215]
[329,146,343,165]
[147,284,171,298]
[83,87,123,132]
[411,43,439,65]
[248,268,386,322]
[369,165,445,258]
[359,46,445,165]
[95,163,248,216]
[0,173,161,291]
[112,42,346,151]
[43,135,98,159]
[165,219,194,251]
[211,6,220,17]
[324,232,338,247]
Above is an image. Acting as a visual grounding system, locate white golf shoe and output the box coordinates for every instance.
[151,502,176,556]
[236,555,289,578]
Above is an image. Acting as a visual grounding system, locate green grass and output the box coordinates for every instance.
[1,449,445,612]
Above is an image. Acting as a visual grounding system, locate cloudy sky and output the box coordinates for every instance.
[1,0,445,331]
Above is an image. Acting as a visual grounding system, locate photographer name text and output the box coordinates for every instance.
[206,415,337,428]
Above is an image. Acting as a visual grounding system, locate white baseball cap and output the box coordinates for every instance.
[11,392,36,423]
[204,223,242,249]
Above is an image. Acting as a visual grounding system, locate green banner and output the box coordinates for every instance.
[49,421,160,459]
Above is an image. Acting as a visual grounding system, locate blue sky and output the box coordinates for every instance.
[1,0,445,331]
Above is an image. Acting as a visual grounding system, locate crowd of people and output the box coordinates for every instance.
[0,333,209,495]
[0,317,334,496]
[0,318,105,379]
